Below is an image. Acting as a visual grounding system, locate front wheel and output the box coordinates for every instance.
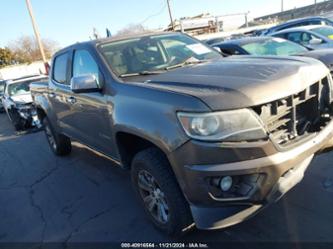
[43,117,72,156]
[7,110,24,131]
[131,148,194,236]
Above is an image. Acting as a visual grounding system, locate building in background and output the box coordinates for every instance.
[165,13,224,35]
[165,12,251,36]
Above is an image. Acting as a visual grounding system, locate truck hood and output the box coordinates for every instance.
[10,93,33,104]
[140,56,329,110]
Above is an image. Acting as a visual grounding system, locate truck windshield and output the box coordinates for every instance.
[241,38,308,56]
[99,33,221,77]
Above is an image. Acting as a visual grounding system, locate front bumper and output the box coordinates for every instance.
[168,120,333,230]
[16,106,41,127]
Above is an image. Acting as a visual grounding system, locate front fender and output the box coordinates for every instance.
[112,82,211,155]
[33,94,58,130]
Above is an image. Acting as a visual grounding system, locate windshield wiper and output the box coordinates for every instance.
[119,70,165,78]
[119,58,209,78]
[165,58,208,70]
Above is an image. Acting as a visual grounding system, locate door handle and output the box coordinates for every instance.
[66,96,77,104]
[48,92,56,98]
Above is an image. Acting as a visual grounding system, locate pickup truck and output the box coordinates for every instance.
[30,32,333,235]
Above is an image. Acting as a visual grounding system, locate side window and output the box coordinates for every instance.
[73,50,100,85]
[52,53,68,84]
[220,48,235,56]
[286,32,302,43]
[309,20,322,25]
[300,32,323,45]
[273,33,286,39]
[220,47,241,56]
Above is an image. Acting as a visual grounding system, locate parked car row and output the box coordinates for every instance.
[212,37,333,73]
[208,17,333,77]
[261,16,333,36]
[27,31,333,236]
[0,75,47,131]
[205,16,333,51]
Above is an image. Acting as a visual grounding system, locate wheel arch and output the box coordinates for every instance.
[115,131,170,169]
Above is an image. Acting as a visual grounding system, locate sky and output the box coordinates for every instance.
[0,0,325,48]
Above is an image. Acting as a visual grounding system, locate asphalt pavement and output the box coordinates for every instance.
[0,112,332,246]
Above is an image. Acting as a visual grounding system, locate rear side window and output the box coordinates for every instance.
[220,47,242,56]
[286,32,302,43]
[52,53,68,84]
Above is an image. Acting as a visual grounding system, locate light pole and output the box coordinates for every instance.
[281,0,284,12]
[167,0,175,31]
[25,0,48,73]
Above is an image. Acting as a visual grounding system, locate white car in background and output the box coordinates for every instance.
[0,80,5,112]
[2,75,48,130]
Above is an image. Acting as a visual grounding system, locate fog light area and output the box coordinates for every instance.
[209,174,265,199]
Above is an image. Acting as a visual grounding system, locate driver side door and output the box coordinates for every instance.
[67,49,113,154]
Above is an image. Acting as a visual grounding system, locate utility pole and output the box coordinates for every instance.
[245,12,249,28]
[281,0,284,12]
[25,0,48,73]
[167,0,175,31]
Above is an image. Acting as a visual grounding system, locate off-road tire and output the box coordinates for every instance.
[131,147,194,236]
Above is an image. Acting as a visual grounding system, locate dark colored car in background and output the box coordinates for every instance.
[262,16,333,36]
[271,25,333,50]
[31,32,333,236]
[204,37,225,45]
[212,36,333,73]
[2,75,47,131]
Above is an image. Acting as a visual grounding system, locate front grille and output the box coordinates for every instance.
[253,75,333,147]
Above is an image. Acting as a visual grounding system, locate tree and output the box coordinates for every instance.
[8,35,59,64]
[0,47,15,68]
[115,24,150,37]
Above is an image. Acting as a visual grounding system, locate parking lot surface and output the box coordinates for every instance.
[0,113,333,245]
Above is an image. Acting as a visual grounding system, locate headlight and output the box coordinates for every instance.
[177,109,267,142]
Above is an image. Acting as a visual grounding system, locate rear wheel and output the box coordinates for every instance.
[43,117,72,156]
[131,148,193,236]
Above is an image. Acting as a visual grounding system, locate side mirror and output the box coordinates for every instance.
[309,38,322,45]
[70,74,101,93]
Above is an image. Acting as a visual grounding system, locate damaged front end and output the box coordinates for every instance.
[12,103,42,130]
[252,73,333,153]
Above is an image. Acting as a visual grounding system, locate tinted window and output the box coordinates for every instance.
[53,53,68,84]
[73,50,100,85]
[220,46,242,56]
[286,32,302,43]
[308,20,322,25]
